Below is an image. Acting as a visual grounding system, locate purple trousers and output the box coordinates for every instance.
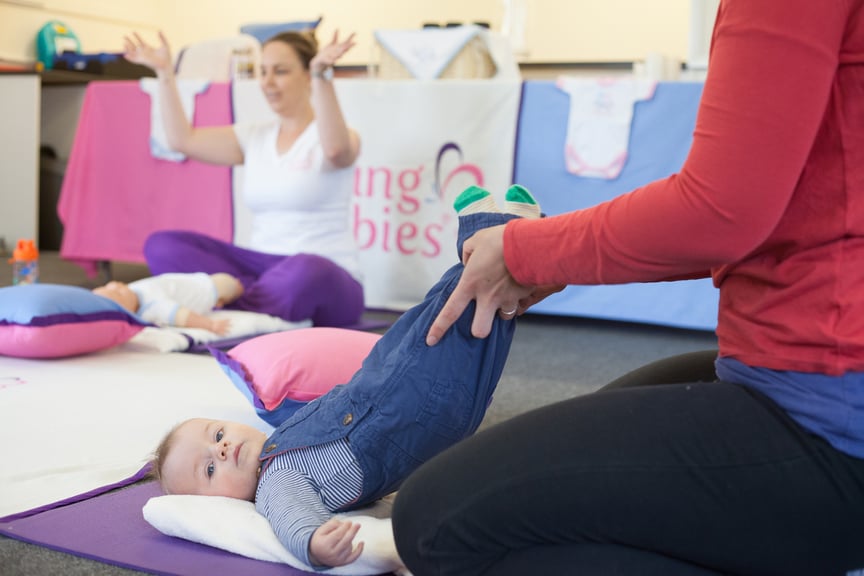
[143,230,364,327]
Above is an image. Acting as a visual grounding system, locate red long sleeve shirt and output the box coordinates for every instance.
[506,0,864,375]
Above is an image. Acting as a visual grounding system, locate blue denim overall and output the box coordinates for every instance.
[258,212,520,510]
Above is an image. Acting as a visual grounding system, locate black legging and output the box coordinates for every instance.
[392,352,864,576]
[600,349,720,390]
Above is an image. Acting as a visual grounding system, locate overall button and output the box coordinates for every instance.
[342,413,354,426]
[264,443,277,453]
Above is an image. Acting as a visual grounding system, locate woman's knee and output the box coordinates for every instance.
[142,230,185,272]
[242,255,363,325]
[280,254,364,325]
[392,440,505,576]
[392,472,426,570]
[599,349,719,391]
[142,230,173,259]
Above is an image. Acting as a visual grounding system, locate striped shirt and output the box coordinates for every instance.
[254,438,363,565]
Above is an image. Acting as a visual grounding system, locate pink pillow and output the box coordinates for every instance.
[0,321,144,359]
[210,328,381,426]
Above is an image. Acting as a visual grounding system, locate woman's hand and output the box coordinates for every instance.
[309,30,356,75]
[519,283,567,311]
[426,224,537,345]
[309,518,364,567]
[123,31,173,76]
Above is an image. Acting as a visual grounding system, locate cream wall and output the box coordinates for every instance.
[524,0,690,62]
[161,0,502,67]
[2,0,693,66]
[0,0,165,62]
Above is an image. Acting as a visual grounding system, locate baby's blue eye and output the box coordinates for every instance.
[216,429,223,442]
[207,462,215,478]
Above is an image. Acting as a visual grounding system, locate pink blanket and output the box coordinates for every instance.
[58,81,233,275]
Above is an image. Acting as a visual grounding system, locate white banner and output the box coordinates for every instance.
[232,78,522,310]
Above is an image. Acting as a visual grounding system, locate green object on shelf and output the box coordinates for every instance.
[36,21,81,70]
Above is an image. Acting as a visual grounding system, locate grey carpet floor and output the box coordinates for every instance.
[0,253,718,575]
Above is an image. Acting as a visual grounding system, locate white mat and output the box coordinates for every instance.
[0,348,273,519]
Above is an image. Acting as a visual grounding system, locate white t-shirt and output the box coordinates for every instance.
[130,272,217,327]
[233,120,361,281]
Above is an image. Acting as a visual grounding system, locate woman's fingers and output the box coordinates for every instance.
[426,282,474,346]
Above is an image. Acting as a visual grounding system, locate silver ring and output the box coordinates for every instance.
[501,307,517,316]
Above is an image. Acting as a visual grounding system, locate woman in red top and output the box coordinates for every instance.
[392,1,864,574]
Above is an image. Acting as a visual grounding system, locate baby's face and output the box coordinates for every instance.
[92,281,138,313]
[161,418,267,500]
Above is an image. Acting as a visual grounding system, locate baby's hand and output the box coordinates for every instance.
[208,317,231,336]
[309,518,364,567]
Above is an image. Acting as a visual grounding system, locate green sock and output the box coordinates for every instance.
[453,185,500,215]
[504,184,541,219]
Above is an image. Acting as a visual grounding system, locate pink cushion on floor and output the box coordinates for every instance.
[219,327,381,408]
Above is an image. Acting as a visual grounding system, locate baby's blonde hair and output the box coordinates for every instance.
[147,421,185,493]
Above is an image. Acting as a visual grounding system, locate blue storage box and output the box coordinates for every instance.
[240,17,321,44]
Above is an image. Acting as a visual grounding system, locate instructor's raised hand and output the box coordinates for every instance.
[123,31,173,76]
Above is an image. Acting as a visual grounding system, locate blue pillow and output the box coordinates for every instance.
[0,284,147,358]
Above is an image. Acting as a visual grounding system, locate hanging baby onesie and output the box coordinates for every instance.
[139,78,210,162]
[374,25,481,80]
[557,76,657,179]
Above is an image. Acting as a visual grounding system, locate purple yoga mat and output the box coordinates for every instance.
[0,481,324,576]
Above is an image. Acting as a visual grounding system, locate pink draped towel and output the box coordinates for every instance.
[58,81,234,276]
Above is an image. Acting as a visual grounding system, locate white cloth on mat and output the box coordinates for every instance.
[139,78,210,162]
[143,494,407,575]
[557,76,657,179]
[374,26,481,80]
[124,310,311,353]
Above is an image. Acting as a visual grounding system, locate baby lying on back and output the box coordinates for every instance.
[93,272,243,335]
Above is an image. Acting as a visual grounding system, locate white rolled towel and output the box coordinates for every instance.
[143,493,408,575]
